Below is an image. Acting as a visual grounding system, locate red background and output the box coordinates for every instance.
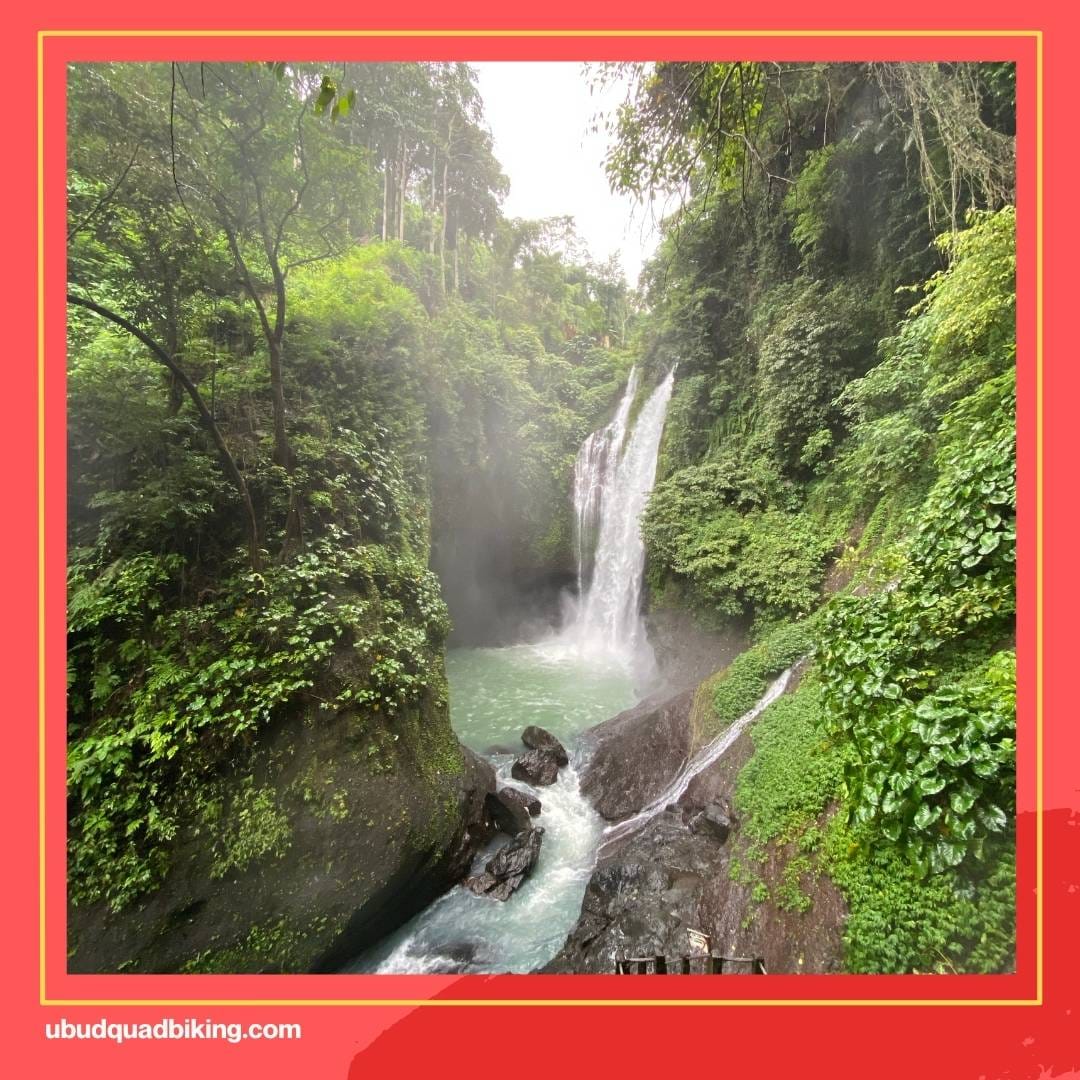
[3,3,1077,1076]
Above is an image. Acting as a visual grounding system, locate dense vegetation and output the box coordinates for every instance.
[607,61,1016,972]
[67,62,631,912]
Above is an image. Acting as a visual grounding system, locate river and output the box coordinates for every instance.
[351,641,636,974]
[351,367,676,974]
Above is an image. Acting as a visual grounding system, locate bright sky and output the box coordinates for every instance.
[471,62,660,285]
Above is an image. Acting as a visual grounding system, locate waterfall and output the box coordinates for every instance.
[572,366,641,593]
[567,367,676,669]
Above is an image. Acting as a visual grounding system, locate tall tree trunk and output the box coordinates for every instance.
[266,337,294,472]
[67,292,262,571]
[397,139,407,243]
[429,147,437,255]
[384,154,393,243]
[223,226,303,560]
[440,115,454,297]
[440,155,449,297]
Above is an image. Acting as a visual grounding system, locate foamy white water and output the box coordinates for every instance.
[565,367,676,673]
[350,642,635,975]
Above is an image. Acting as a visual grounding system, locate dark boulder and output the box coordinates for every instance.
[465,827,544,902]
[521,726,569,766]
[489,826,543,879]
[68,678,498,975]
[487,786,542,835]
[687,801,734,843]
[517,789,543,816]
[511,748,560,787]
[464,871,498,896]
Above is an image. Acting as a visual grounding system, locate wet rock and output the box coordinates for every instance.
[579,688,695,820]
[521,726,569,766]
[464,871,498,896]
[487,786,542,835]
[546,719,846,975]
[511,748,560,787]
[687,801,734,843]
[465,827,544,902]
[488,826,543,878]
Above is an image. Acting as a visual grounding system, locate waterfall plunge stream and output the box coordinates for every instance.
[356,368,694,974]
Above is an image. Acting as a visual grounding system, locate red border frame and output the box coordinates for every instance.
[5,4,1078,1076]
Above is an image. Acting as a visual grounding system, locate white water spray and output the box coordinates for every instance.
[566,367,676,669]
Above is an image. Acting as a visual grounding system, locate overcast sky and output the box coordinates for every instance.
[471,62,661,285]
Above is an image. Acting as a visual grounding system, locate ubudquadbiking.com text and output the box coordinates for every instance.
[44,1017,302,1044]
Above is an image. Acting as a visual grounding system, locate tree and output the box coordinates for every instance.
[66,292,262,570]
[168,62,376,555]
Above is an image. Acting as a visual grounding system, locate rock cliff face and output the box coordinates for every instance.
[579,689,696,821]
[68,683,496,974]
[546,679,845,975]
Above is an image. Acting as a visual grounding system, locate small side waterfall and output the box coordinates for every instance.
[599,667,795,852]
[567,367,676,669]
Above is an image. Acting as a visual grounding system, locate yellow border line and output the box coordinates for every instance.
[42,25,1045,1006]
[37,26,48,1009]
[40,998,1041,1007]
[39,28,1040,36]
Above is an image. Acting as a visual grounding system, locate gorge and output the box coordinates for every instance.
[66,59,1018,978]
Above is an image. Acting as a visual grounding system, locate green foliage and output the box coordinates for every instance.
[775,855,815,913]
[179,913,331,974]
[735,674,848,845]
[210,779,292,879]
[699,619,817,740]
[819,372,1015,877]
[643,461,828,621]
[838,208,1016,500]
[67,538,449,910]
[752,280,877,475]
[823,818,1015,974]
[728,659,1014,973]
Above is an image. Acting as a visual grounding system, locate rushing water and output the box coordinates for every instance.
[353,369,679,975]
[566,367,676,672]
[352,642,636,974]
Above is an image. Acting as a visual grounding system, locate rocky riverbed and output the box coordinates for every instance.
[545,675,846,974]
